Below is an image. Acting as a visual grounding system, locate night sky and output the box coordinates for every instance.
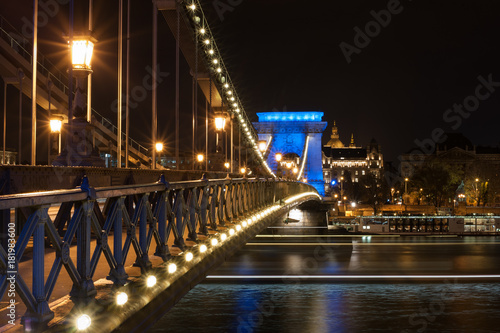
[1,0,500,163]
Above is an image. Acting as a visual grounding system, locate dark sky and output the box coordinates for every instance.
[1,0,500,162]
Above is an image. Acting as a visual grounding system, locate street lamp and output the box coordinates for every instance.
[224,162,230,170]
[475,178,480,206]
[258,140,267,153]
[70,36,95,74]
[197,153,204,170]
[53,33,104,167]
[50,118,62,154]
[214,113,226,157]
[404,177,409,204]
[275,153,282,162]
[155,142,163,167]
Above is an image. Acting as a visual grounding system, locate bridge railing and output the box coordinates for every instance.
[0,175,316,328]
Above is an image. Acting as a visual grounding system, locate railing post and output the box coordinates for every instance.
[154,191,170,261]
[187,187,198,241]
[208,185,217,230]
[217,185,225,227]
[108,197,128,285]
[173,189,186,249]
[224,183,232,223]
[23,207,54,329]
[199,185,209,235]
[136,194,152,270]
[70,200,97,304]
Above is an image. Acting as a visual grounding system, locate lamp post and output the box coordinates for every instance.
[155,142,163,168]
[215,113,226,152]
[258,140,266,154]
[403,177,409,205]
[275,153,282,178]
[53,33,104,167]
[215,113,226,170]
[197,153,204,170]
[475,178,480,206]
[50,118,62,154]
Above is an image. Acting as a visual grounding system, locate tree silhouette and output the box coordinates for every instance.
[411,163,461,208]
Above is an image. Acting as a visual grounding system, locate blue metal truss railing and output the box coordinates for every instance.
[0,175,314,328]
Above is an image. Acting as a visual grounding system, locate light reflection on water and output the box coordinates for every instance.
[148,282,500,333]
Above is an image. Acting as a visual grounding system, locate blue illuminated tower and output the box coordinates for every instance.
[253,112,327,195]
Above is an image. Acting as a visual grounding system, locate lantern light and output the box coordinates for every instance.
[50,119,62,133]
[258,141,267,152]
[215,115,226,131]
[155,142,163,152]
[70,36,96,74]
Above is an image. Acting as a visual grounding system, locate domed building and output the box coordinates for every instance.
[322,122,384,194]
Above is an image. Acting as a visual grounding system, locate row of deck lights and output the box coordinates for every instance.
[74,202,283,331]
[187,2,275,177]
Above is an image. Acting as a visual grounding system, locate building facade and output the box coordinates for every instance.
[322,122,384,194]
[400,133,500,205]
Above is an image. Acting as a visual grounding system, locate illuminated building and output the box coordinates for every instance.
[322,122,384,193]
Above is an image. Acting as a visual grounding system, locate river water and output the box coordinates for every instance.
[149,208,500,333]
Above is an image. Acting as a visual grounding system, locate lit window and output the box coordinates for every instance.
[362,170,365,175]
[355,178,358,182]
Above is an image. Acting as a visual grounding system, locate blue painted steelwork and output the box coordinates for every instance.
[254,112,328,195]
[257,111,324,122]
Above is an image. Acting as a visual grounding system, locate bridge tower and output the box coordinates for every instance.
[253,112,327,195]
